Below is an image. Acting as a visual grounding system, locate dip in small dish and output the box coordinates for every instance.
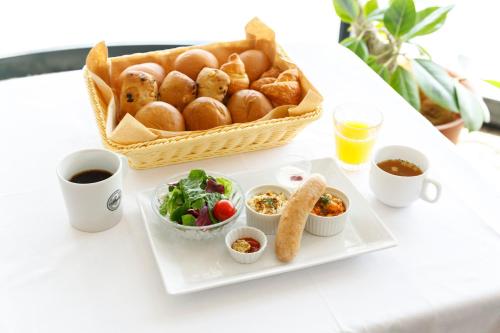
[225,226,267,264]
[231,237,261,253]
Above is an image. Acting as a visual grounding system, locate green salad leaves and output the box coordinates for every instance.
[159,169,233,227]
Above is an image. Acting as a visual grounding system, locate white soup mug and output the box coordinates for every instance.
[369,145,441,207]
[57,149,126,232]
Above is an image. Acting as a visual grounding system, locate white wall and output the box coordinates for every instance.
[2,0,498,81]
[2,0,339,55]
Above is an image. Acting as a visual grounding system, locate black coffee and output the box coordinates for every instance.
[70,169,113,184]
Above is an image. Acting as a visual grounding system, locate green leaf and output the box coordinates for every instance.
[188,169,207,182]
[208,209,218,224]
[389,66,420,110]
[191,198,204,210]
[333,0,360,23]
[159,198,169,216]
[181,214,196,226]
[403,6,453,39]
[205,192,223,210]
[364,0,378,16]
[170,204,189,223]
[341,37,369,60]
[215,177,233,197]
[485,79,500,89]
[455,81,484,131]
[412,58,459,112]
[163,188,183,216]
[366,56,390,81]
[179,178,205,206]
[415,44,432,59]
[366,8,385,21]
[383,0,416,37]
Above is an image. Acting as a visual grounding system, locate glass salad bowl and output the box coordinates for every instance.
[151,171,244,240]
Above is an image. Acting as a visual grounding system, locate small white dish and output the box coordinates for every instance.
[306,187,350,237]
[275,155,311,191]
[225,226,267,264]
[245,185,291,235]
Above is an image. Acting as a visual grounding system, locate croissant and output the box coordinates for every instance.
[250,77,276,92]
[276,68,300,82]
[260,69,301,107]
[260,67,280,78]
[220,53,250,95]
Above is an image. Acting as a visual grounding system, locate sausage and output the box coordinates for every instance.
[275,174,326,262]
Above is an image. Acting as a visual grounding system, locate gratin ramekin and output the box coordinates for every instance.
[245,185,291,235]
[225,226,267,264]
[305,187,350,237]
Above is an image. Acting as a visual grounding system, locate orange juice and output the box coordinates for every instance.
[335,121,375,164]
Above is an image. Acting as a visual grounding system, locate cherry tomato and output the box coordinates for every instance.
[213,200,236,221]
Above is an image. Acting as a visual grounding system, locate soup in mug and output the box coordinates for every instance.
[377,159,423,177]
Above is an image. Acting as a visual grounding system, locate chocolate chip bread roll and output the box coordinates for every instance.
[119,71,158,120]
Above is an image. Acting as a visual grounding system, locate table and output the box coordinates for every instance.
[1,42,500,333]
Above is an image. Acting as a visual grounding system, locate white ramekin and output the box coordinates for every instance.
[245,185,291,235]
[305,187,350,237]
[225,226,267,264]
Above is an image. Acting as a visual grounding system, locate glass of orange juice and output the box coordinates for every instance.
[333,103,383,170]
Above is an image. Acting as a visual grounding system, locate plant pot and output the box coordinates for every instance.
[420,97,464,144]
[435,117,464,144]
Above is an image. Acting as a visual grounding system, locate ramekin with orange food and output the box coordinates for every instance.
[305,187,350,236]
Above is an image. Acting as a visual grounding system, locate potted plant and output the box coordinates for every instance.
[333,0,490,143]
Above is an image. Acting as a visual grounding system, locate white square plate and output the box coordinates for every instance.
[137,157,397,295]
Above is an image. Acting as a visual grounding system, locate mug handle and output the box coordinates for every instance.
[420,178,441,203]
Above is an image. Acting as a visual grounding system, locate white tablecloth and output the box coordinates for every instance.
[1,43,500,333]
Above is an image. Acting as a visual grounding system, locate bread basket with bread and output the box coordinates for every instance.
[84,17,323,169]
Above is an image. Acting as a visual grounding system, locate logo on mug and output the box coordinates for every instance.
[107,189,122,211]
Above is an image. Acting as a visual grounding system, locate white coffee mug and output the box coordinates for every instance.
[369,145,441,207]
[57,149,126,232]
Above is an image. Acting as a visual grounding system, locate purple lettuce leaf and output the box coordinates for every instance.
[195,206,211,226]
[205,178,225,194]
[187,209,200,218]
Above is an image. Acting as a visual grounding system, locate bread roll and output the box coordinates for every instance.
[117,63,165,88]
[174,49,219,80]
[196,68,230,102]
[275,174,326,262]
[119,71,158,119]
[260,67,280,78]
[135,101,185,131]
[250,77,276,92]
[159,70,196,112]
[183,97,232,130]
[227,89,273,123]
[260,69,302,107]
[220,53,250,95]
[239,49,271,81]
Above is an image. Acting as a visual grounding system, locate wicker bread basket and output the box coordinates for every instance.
[84,18,322,169]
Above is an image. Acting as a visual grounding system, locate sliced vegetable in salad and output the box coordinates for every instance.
[159,169,236,226]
